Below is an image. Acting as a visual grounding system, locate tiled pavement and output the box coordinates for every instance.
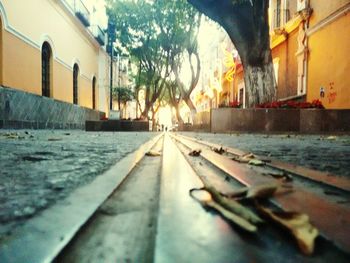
[0,130,158,238]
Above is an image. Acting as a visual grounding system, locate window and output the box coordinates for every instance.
[276,0,281,28]
[92,76,96,109]
[42,42,52,97]
[73,64,79,104]
[238,81,245,108]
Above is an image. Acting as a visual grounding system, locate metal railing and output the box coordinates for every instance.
[74,0,90,27]
[273,9,290,29]
[91,25,105,46]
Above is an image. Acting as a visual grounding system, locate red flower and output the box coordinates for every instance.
[255,99,324,109]
[229,100,241,108]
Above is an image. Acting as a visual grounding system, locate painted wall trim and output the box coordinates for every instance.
[40,35,57,59]
[270,15,303,49]
[306,3,350,37]
[0,1,9,29]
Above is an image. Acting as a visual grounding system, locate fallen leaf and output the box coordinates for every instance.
[212,147,225,155]
[48,138,62,141]
[22,156,49,162]
[248,159,265,166]
[232,153,255,163]
[203,184,263,224]
[226,183,278,200]
[263,171,285,178]
[263,171,292,181]
[7,135,20,139]
[326,136,337,141]
[189,149,201,157]
[146,151,161,157]
[205,200,257,232]
[258,206,318,255]
[190,188,258,232]
[246,183,278,199]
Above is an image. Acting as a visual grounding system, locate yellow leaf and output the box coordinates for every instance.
[258,206,319,255]
[145,151,161,157]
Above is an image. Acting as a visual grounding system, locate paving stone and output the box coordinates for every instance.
[181,132,350,177]
[0,130,157,239]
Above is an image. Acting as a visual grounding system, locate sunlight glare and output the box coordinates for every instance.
[158,106,173,128]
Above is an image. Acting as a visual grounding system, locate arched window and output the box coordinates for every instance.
[92,77,96,109]
[73,64,79,104]
[42,42,52,97]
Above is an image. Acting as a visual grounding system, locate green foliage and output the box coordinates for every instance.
[106,0,201,117]
[112,86,134,103]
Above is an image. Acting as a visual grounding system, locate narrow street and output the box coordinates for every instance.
[1,0,350,262]
[1,131,349,262]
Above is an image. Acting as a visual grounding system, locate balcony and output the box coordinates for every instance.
[273,9,290,30]
[91,25,105,46]
[74,0,90,27]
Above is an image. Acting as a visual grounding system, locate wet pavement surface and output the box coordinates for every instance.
[180,132,350,177]
[0,130,157,239]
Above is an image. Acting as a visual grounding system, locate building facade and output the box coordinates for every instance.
[194,0,350,111]
[270,0,350,108]
[0,0,115,115]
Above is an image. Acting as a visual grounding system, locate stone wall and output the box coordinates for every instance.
[85,120,149,132]
[0,86,104,129]
[191,111,211,132]
[211,108,350,134]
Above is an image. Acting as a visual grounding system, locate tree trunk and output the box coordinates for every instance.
[187,0,277,107]
[141,104,150,120]
[118,96,121,112]
[244,62,276,107]
[175,104,183,124]
[151,108,157,131]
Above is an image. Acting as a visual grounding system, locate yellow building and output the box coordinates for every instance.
[197,0,350,110]
[269,0,350,109]
[0,0,114,114]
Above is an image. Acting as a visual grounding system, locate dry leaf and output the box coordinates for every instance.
[263,171,285,178]
[190,188,257,232]
[233,153,257,163]
[48,138,62,141]
[212,147,225,155]
[246,183,278,199]
[189,149,201,157]
[205,200,257,232]
[145,151,161,157]
[326,136,337,141]
[248,159,265,166]
[203,184,263,224]
[226,183,278,200]
[258,206,319,255]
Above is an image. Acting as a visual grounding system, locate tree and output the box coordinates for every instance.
[107,0,201,121]
[171,15,201,115]
[107,0,172,120]
[155,0,202,114]
[187,0,277,107]
[166,80,183,124]
[112,86,133,118]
